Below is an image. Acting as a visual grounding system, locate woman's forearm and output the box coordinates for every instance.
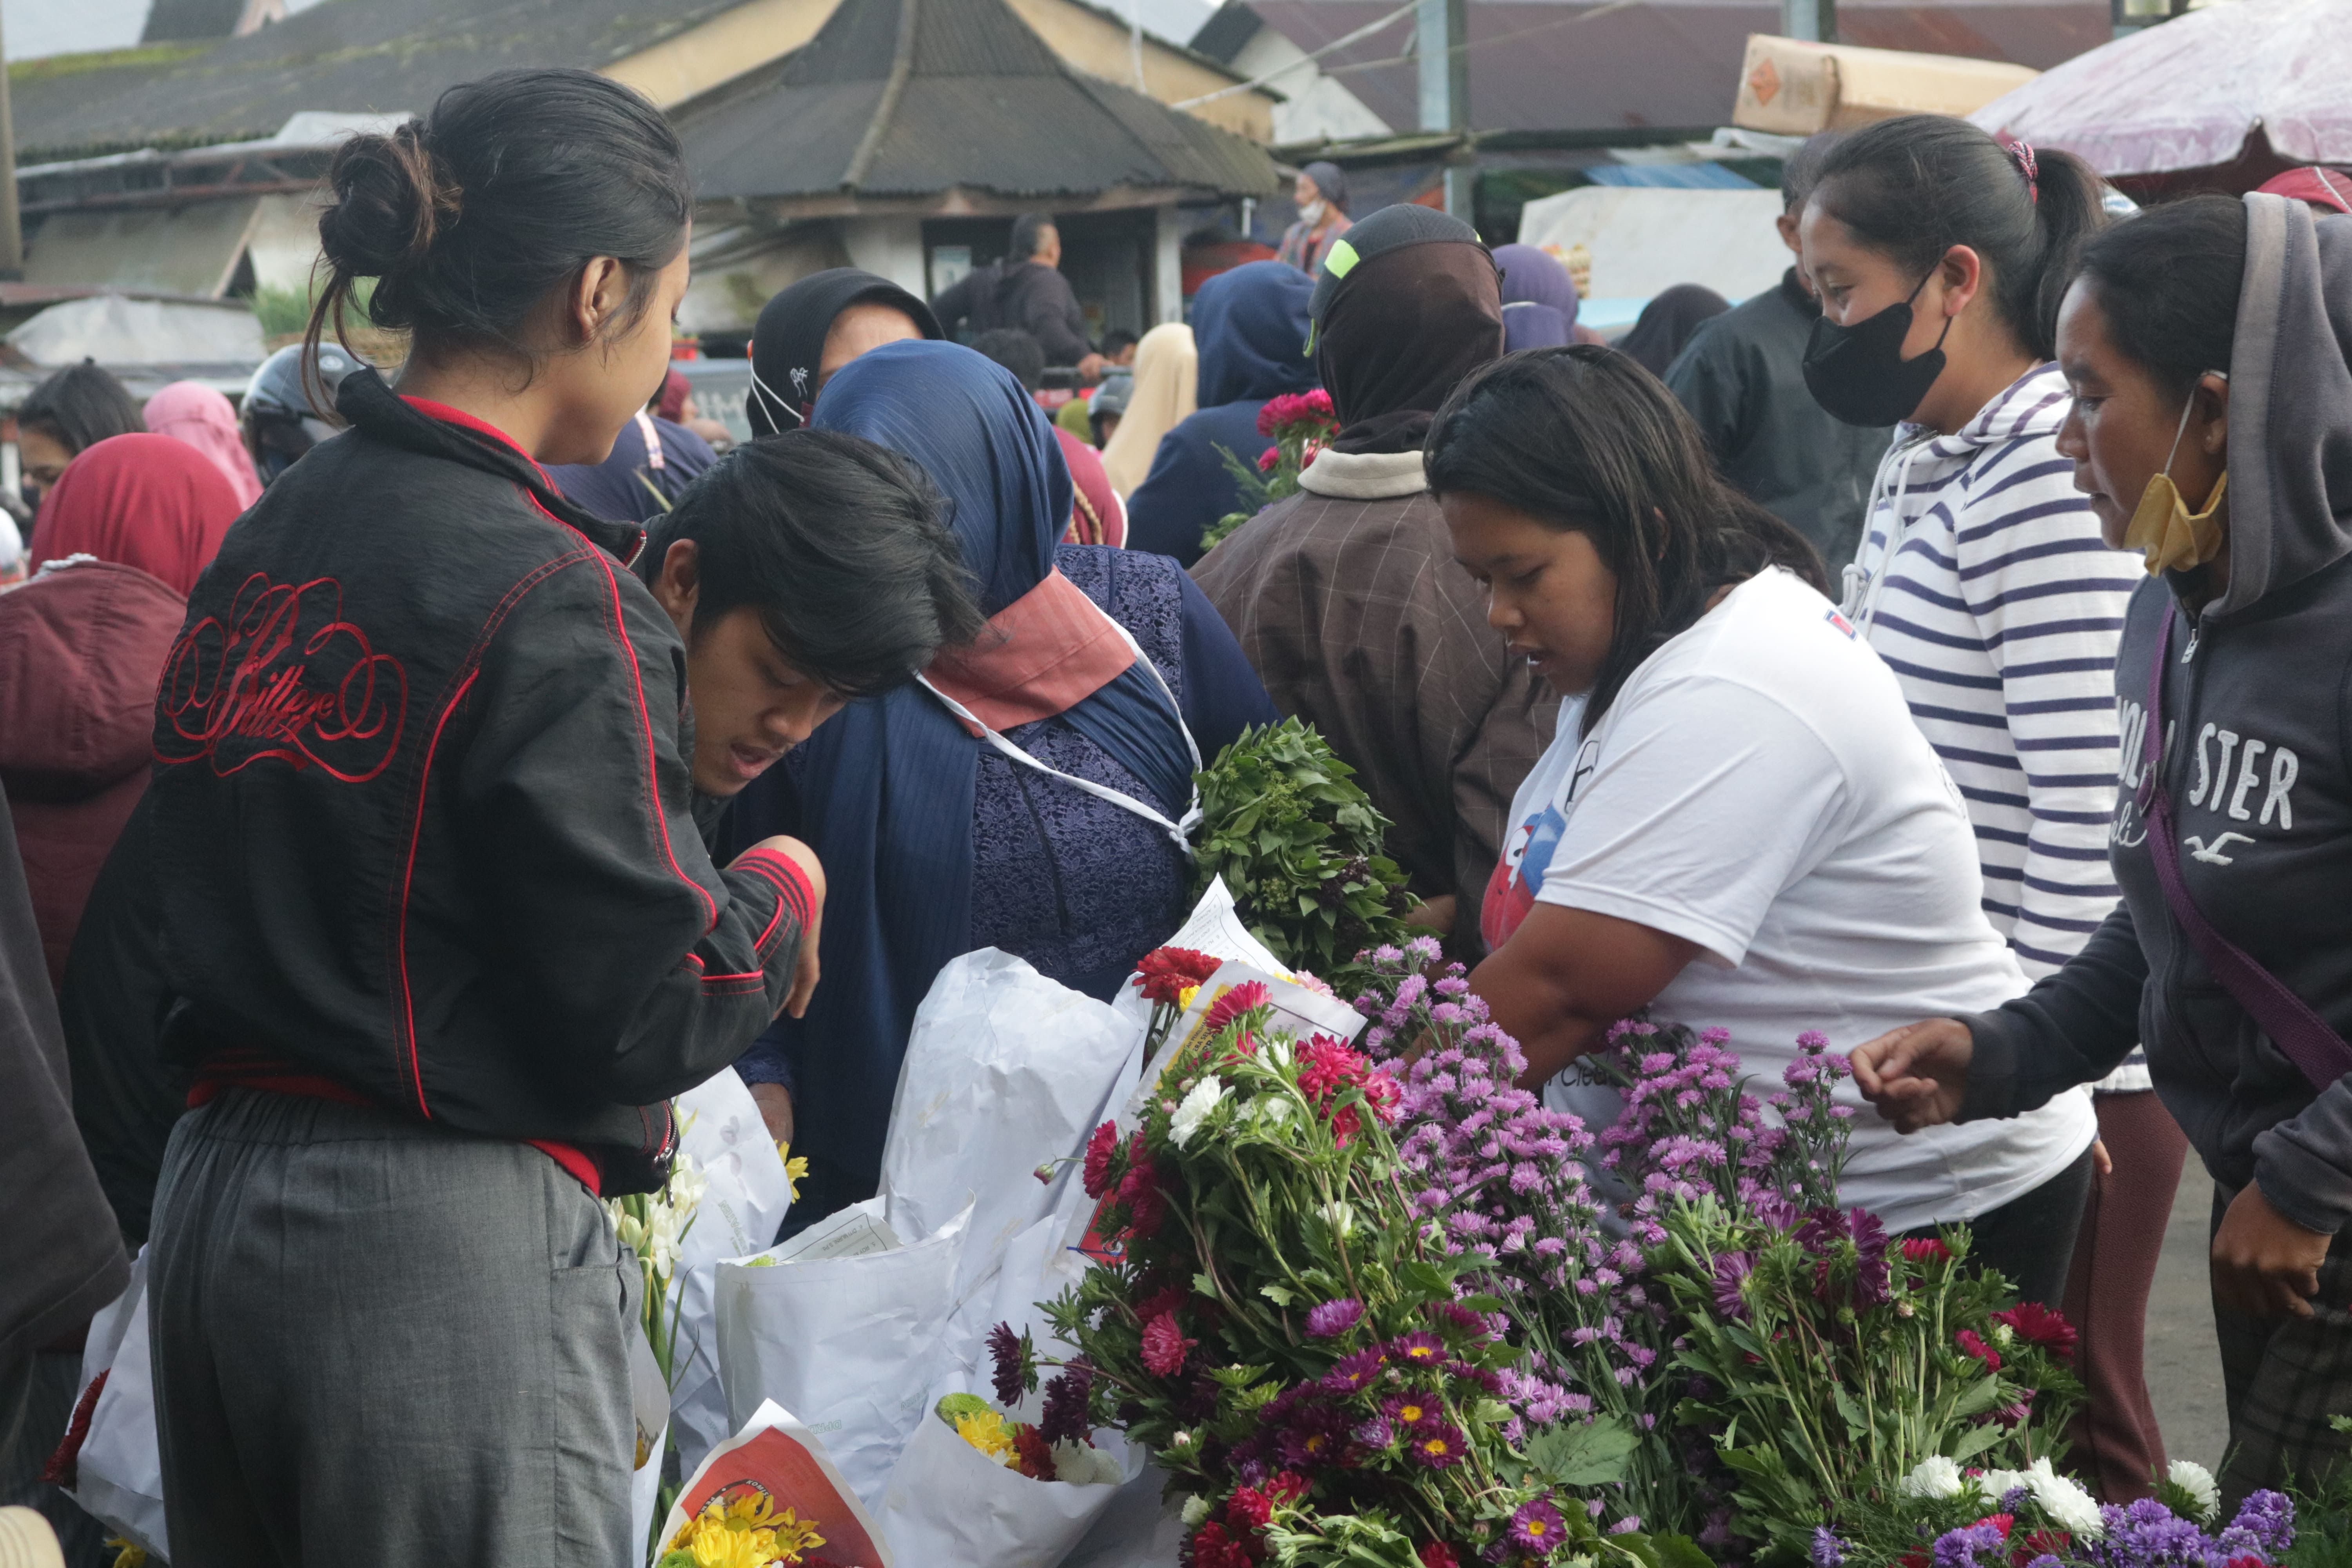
[1467,902,1702,1089]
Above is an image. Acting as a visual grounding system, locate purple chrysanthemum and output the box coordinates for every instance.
[1305,1298,1364,1339]
[1406,1419,1466,1470]
[2221,1490,2295,1558]
[1319,1348,1385,1397]
[1711,1251,1754,1321]
[1038,1359,1094,1446]
[1931,1523,2009,1568]
[1274,1404,1345,1470]
[1510,1498,1568,1553]
[987,1320,1028,1406]
[1810,1528,1844,1568]
[1387,1331,1447,1367]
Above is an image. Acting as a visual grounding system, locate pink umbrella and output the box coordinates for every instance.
[1969,0,2352,178]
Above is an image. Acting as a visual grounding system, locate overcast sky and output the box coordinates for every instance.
[5,0,1216,61]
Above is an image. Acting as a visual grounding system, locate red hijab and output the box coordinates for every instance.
[29,433,243,597]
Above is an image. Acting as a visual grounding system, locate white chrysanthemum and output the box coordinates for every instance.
[2025,1457,2104,1538]
[1971,1467,2030,1505]
[1897,1455,1966,1499]
[1181,1496,1211,1526]
[2167,1459,2220,1524]
[1318,1200,1357,1238]
[1051,1440,1123,1486]
[1263,1039,1293,1070]
[1170,1077,1229,1149]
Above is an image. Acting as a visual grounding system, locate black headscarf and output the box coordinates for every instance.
[747,269,942,436]
[1617,283,1731,378]
[1313,223,1503,455]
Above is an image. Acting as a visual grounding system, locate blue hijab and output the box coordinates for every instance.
[1191,261,1317,408]
[777,338,1194,1200]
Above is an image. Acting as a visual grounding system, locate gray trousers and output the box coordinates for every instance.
[149,1089,639,1568]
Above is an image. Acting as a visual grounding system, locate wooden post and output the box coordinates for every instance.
[0,4,23,276]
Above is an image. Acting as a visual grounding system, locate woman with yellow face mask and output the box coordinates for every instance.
[1849,190,2352,1509]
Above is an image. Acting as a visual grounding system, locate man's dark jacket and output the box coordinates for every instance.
[931,259,1094,365]
[1664,268,1892,569]
[142,372,810,1193]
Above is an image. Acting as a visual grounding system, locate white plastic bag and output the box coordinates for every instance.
[874,1406,1132,1566]
[654,1398,894,1568]
[879,947,1135,1306]
[1060,1461,1189,1568]
[630,1419,667,1564]
[65,1249,167,1561]
[668,1068,794,1475]
[714,1199,969,1505]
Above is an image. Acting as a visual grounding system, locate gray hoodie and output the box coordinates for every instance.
[1957,196,2352,1234]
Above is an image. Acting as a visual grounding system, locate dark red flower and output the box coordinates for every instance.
[1134,1287,1188,1321]
[1190,1521,1249,1568]
[1257,445,1280,474]
[1972,1514,2013,1540]
[987,1321,1028,1406]
[1226,1486,1273,1534]
[1417,1546,1459,1568]
[1138,947,1222,1005]
[1142,1313,1198,1377]
[1955,1329,2002,1373]
[1082,1120,1121,1199]
[1902,1237,1951,1265]
[1265,1470,1308,1506]
[1991,1301,2079,1363]
[1013,1421,1056,1479]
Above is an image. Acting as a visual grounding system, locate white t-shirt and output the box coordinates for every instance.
[1486,568,2094,1234]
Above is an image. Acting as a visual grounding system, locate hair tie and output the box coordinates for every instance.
[2000,135,2039,205]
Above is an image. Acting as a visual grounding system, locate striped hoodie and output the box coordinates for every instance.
[1840,363,2151,1090]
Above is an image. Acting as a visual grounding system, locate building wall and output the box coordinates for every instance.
[842,217,931,300]
[601,0,841,108]
[1225,25,1392,144]
[1000,0,1273,142]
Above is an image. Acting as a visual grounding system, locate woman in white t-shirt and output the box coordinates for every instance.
[1424,345,2096,1304]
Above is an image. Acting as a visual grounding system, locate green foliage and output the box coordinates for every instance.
[1190,719,1411,984]
[251,278,375,339]
[2285,1419,2352,1568]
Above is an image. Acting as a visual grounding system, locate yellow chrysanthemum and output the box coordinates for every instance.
[719,1492,778,1532]
[105,1541,148,1568]
[770,1508,827,1563]
[1177,985,1200,1010]
[954,1408,1018,1464]
[680,1515,773,1568]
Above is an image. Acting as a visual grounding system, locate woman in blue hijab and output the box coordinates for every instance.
[1491,243,1583,354]
[727,339,1278,1225]
[1125,261,1318,567]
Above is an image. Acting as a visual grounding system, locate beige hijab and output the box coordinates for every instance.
[1100,322,1197,496]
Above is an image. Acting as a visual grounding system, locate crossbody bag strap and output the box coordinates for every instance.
[2138,610,2352,1094]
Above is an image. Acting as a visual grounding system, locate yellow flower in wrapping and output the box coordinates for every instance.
[681,1517,772,1568]
[770,1508,827,1563]
[954,1408,1018,1465]
[719,1493,778,1532]
[1177,985,1200,1010]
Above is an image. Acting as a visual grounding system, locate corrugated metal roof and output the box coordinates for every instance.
[675,0,1279,201]
[10,0,750,160]
[1208,0,2107,136]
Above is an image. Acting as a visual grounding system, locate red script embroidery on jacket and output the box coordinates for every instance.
[157,572,408,781]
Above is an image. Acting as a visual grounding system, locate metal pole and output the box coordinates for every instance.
[1417,0,1472,223]
[1781,0,1835,43]
[0,3,23,276]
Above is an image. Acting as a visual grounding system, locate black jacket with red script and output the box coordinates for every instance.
[143,369,810,1194]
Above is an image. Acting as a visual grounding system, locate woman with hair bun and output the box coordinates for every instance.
[1799,116,2154,1330]
[122,67,951,1566]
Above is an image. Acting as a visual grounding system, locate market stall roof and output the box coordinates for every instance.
[1967,0,2352,178]
[1190,0,2107,138]
[673,0,1281,206]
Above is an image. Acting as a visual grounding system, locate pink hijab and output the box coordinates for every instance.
[142,381,264,509]
[29,434,243,597]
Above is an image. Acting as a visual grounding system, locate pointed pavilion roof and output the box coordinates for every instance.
[673,0,1279,206]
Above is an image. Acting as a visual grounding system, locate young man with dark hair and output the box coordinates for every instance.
[1102,328,1140,368]
[1662,132,1893,567]
[929,213,1107,381]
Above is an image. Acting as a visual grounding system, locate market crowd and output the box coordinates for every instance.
[4,60,2352,1568]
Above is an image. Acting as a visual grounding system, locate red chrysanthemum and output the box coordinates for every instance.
[1955,1328,2002,1373]
[1265,1470,1309,1506]
[1202,981,1271,1033]
[1972,1513,2014,1541]
[1138,946,1222,1005]
[1257,445,1281,474]
[1991,1301,2079,1363]
[1361,1070,1401,1124]
[1141,1312,1198,1377]
[1296,1035,1370,1100]
[1190,1521,1249,1568]
[1081,1120,1121,1200]
[1328,1103,1363,1148]
[1226,1486,1272,1534]
[1418,1544,1460,1568]
[1013,1421,1056,1480]
[1902,1237,1952,1265]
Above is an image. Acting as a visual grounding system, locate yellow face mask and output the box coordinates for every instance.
[2122,380,2228,575]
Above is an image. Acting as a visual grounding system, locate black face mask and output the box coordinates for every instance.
[1801,272,1952,428]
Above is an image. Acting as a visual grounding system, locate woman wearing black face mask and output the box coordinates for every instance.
[1802,115,2171,1499]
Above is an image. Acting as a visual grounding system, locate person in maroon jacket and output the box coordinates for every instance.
[131,70,964,1568]
[0,436,242,993]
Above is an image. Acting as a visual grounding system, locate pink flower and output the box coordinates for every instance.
[1257,445,1280,473]
[1081,1120,1120,1199]
[1140,1312,1197,1377]
[1991,1301,2078,1363]
[1203,981,1270,1033]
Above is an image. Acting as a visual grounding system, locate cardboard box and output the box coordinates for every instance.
[1733,34,2039,135]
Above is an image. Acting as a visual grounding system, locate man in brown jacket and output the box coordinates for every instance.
[1193,205,1557,954]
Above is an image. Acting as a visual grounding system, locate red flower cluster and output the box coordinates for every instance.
[1118,1140,1169,1238]
[1955,1328,2002,1373]
[1255,389,1338,439]
[1082,1120,1121,1199]
[1203,981,1272,1033]
[1187,1472,1307,1568]
[1419,1544,1461,1568]
[1293,1035,1401,1147]
[1991,1300,2079,1363]
[1138,946,1222,1006]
